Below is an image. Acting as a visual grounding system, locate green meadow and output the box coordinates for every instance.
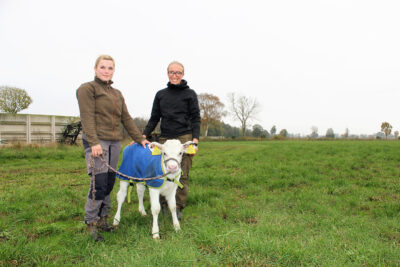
[0,140,399,266]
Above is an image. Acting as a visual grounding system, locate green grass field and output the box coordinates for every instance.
[1,140,400,266]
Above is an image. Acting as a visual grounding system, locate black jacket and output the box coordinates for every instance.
[143,80,201,139]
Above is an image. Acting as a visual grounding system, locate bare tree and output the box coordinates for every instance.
[394,130,399,139]
[198,93,226,136]
[227,93,260,136]
[0,86,33,113]
[381,122,392,139]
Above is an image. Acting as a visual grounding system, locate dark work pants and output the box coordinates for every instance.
[82,135,121,224]
[159,134,193,210]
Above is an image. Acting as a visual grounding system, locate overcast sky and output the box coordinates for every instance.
[1,0,399,136]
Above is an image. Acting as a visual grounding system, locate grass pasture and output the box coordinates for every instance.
[0,140,400,266]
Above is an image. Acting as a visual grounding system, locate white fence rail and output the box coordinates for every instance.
[0,113,81,144]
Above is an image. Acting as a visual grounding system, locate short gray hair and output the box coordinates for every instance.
[167,61,184,74]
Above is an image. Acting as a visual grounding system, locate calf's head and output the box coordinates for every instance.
[151,140,193,174]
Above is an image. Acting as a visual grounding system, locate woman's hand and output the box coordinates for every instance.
[130,135,147,146]
[129,135,150,147]
[141,139,151,148]
[91,144,103,157]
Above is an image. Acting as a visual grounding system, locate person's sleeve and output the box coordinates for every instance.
[143,93,161,137]
[121,96,144,143]
[76,84,100,147]
[189,91,201,140]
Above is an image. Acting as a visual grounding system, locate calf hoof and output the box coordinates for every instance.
[174,224,181,232]
[152,233,160,239]
[113,218,120,226]
[139,210,147,216]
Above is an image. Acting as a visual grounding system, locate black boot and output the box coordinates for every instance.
[161,204,169,216]
[98,216,115,232]
[176,207,183,221]
[87,222,104,242]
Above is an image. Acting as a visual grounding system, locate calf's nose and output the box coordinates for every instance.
[167,165,178,172]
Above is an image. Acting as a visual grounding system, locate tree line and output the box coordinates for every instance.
[1,87,398,140]
[198,93,399,139]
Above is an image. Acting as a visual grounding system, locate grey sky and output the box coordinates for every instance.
[1,0,399,136]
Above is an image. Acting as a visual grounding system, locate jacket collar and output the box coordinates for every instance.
[94,76,113,86]
[167,79,189,90]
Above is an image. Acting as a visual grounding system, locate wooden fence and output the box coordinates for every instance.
[0,113,81,144]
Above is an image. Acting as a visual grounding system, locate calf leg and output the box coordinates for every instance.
[113,181,129,226]
[136,183,147,216]
[166,189,180,231]
[149,189,161,239]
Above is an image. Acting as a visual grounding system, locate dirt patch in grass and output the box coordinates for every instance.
[246,217,258,224]
[27,232,39,242]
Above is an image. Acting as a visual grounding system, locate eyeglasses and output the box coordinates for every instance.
[168,71,183,76]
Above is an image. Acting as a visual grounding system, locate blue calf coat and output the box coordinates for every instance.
[117,144,166,188]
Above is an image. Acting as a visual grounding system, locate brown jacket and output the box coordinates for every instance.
[76,77,143,147]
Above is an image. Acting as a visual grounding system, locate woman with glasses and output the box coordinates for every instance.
[76,54,149,241]
[143,61,201,221]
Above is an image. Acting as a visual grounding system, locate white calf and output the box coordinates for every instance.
[113,139,192,239]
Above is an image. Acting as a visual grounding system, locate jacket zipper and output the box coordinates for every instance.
[108,84,117,140]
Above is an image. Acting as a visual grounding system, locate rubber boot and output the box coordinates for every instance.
[161,204,169,216]
[87,222,104,242]
[98,216,114,232]
[177,207,183,221]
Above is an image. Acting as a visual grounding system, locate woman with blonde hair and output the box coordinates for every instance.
[76,54,149,241]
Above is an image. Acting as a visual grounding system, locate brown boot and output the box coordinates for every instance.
[98,216,114,232]
[87,221,104,242]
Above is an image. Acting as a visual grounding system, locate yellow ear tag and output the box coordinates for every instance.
[152,146,161,155]
[186,144,196,155]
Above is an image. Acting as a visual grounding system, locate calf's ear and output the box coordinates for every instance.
[183,141,195,154]
[183,141,193,149]
[185,144,197,155]
[150,142,163,150]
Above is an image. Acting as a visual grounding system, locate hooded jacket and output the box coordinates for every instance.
[143,80,201,139]
[76,77,143,147]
